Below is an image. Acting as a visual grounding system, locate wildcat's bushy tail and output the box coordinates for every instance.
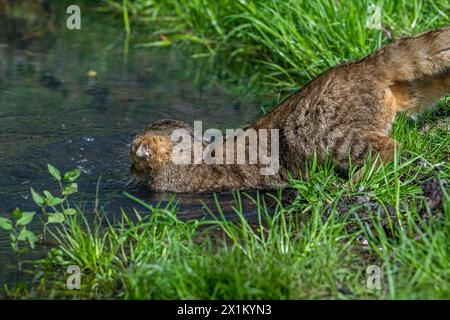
[369,26,450,83]
[365,26,450,115]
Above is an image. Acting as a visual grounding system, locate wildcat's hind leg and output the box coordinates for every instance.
[352,132,400,182]
[389,71,450,116]
[367,131,399,164]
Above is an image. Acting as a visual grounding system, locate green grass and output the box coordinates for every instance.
[104,0,449,90]
[7,100,449,299]
[2,0,449,299]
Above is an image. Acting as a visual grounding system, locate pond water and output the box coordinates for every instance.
[0,1,270,289]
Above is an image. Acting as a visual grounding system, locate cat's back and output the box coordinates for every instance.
[281,59,390,168]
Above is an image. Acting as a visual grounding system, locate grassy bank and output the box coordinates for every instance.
[4,100,449,299]
[1,0,449,299]
[104,0,449,90]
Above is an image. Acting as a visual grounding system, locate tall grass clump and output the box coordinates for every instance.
[11,139,448,299]
[26,186,449,299]
[104,0,450,90]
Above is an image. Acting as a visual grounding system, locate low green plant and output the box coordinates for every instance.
[30,164,81,227]
[0,209,37,272]
[0,164,82,273]
[2,150,448,299]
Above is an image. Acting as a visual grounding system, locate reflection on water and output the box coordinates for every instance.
[0,1,270,288]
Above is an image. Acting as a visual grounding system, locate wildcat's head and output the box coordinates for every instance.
[130,133,173,183]
[130,120,194,184]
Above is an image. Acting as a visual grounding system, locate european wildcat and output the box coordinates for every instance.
[131,27,450,193]
[130,120,287,192]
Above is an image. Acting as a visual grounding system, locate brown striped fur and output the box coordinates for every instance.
[130,120,287,192]
[263,26,450,172]
[131,27,450,192]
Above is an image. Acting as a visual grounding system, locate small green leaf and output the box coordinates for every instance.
[48,197,64,206]
[17,228,29,240]
[47,212,65,224]
[43,191,53,206]
[31,188,44,206]
[17,228,37,249]
[62,183,78,196]
[12,208,22,220]
[63,208,77,215]
[0,217,13,231]
[64,168,81,182]
[50,248,63,257]
[47,163,61,181]
[16,211,35,226]
[43,190,53,199]
[43,191,64,206]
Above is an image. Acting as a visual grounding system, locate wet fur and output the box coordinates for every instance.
[130,120,287,192]
[131,27,450,193]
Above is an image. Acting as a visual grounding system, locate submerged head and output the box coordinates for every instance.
[130,133,173,182]
[130,120,194,184]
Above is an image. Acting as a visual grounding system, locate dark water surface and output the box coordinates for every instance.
[0,2,266,288]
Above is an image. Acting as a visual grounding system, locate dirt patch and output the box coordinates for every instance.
[419,104,449,133]
[320,176,447,242]
[420,117,449,134]
[330,194,396,235]
[420,177,446,212]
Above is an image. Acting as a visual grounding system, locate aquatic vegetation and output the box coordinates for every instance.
[0,209,37,273]
[31,164,81,226]
[0,164,82,273]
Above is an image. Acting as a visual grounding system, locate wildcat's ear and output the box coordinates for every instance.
[136,142,150,158]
